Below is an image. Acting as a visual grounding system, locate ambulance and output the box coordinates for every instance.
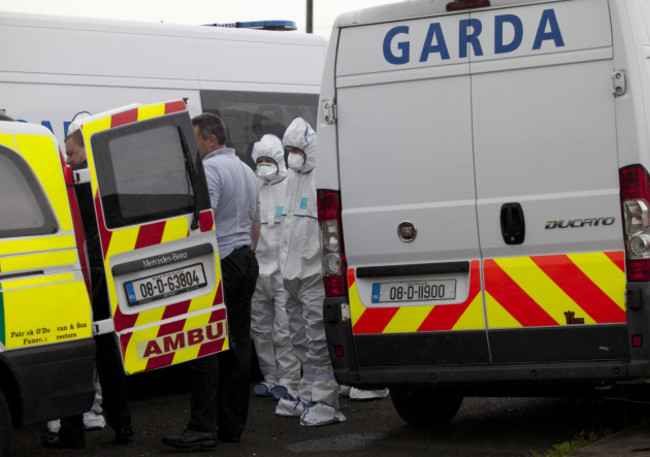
[0,99,223,453]
[316,0,650,426]
[0,12,327,167]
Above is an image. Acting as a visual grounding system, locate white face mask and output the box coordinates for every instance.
[256,162,278,181]
[287,153,305,171]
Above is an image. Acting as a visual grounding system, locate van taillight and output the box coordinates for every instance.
[317,189,348,297]
[446,0,490,11]
[620,164,650,281]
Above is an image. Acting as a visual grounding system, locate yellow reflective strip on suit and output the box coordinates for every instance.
[138,104,165,121]
[3,280,92,349]
[161,216,190,244]
[485,291,523,328]
[493,257,576,325]
[0,250,77,273]
[0,273,75,290]
[0,134,16,149]
[383,305,433,333]
[453,294,487,330]
[567,252,625,310]
[14,134,72,232]
[0,235,75,257]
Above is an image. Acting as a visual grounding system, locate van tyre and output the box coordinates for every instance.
[0,390,11,457]
[390,387,463,428]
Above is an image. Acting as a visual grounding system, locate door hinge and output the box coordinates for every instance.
[613,70,626,96]
[323,100,337,124]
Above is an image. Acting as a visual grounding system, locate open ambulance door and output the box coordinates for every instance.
[79,100,226,375]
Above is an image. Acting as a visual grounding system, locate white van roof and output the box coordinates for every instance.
[333,0,564,30]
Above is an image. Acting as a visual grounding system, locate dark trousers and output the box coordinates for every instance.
[188,246,259,438]
[59,274,131,442]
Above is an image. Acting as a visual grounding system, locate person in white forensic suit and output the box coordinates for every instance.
[275,118,346,426]
[250,134,301,400]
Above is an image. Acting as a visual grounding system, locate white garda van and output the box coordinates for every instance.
[317,0,650,427]
[0,12,327,166]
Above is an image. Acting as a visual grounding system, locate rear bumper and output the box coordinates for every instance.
[324,296,650,393]
[2,338,96,425]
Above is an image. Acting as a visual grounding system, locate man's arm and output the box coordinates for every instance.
[251,220,261,250]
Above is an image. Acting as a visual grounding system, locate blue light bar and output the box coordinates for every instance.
[205,20,297,31]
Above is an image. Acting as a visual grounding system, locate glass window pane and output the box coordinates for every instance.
[0,146,58,238]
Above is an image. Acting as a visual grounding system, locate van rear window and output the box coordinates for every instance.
[201,90,318,168]
[91,113,210,229]
[0,146,58,238]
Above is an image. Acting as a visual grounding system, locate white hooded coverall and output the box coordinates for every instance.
[250,134,300,399]
[276,118,346,426]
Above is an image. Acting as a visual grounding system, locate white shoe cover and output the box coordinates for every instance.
[47,419,61,433]
[338,385,351,397]
[300,402,347,426]
[275,396,305,417]
[349,387,389,401]
[83,409,106,431]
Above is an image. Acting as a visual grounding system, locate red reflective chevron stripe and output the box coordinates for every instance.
[484,259,557,326]
[531,255,625,324]
[353,307,399,334]
[111,108,138,128]
[418,261,481,331]
[145,318,186,371]
[165,100,187,114]
[605,251,625,272]
[135,221,166,250]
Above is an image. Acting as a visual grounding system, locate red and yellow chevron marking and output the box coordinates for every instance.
[349,260,483,335]
[78,100,226,375]
[347,252,626,336]
[485,251,625,328]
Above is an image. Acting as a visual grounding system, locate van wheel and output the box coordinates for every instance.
[0,390,11,457]
[390,387,463,428]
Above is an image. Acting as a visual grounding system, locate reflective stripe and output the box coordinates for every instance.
[348,252,626,335]
[0,250,77,273]
[0,235,75,257]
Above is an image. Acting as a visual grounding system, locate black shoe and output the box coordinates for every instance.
[40,432,85,449]
[161,429,217,450]
[217,433,240,443]
[115,426,134,444]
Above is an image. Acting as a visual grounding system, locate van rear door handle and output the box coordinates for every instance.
[500,203,525,245]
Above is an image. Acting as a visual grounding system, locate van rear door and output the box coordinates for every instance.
[471,0,627,364]
[80,101,226,375]
[334,13,489,367]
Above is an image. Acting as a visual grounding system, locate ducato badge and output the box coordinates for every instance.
[398,222,417,243]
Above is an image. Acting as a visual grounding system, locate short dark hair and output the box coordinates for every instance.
[192,113,227,146]
[65,128,84,148]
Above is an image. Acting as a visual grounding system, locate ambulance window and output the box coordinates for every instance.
[200,90,318,168]
[91,114,210,229]
[0,146,57,238]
